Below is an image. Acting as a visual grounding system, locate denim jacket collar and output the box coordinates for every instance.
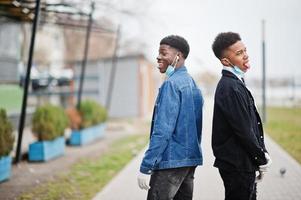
[175,65,187,73]
[168,65,187,78]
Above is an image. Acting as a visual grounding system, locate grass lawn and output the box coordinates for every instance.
[0,84,23,112]
[18,134,148,200]
[265,107,301,163]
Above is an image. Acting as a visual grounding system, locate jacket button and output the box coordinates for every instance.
[261,136,263,139]
[255,157,258,160]
[258,122,261,125]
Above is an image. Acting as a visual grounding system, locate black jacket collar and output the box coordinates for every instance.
[222,69,240,80]
[222,69,246,87]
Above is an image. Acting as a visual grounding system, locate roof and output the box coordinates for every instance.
[0,0,115,33]
[0,0,36,22]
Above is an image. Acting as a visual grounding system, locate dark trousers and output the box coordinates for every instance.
[219,169,257,200]
[147,166,196,200]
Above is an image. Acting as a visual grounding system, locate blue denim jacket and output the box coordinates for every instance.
[140,66,203,174]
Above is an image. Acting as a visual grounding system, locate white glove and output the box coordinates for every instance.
[259,153,272,172]
[137,172,151,190]
[255,170,265,183]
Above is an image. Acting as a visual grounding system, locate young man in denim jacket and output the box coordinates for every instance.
[211,32,272,200]
[137,35,203,200]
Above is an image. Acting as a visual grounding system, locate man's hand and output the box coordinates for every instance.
[259,153,272,172]
[137,172,151,190]
[255,170,265,183]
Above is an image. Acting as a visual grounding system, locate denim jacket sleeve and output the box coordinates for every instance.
[140,80,180,174]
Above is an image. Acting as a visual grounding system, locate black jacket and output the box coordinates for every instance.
[212,70,267,172]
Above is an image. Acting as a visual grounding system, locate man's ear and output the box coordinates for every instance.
[221,58,230,66]
[177,52,184,60]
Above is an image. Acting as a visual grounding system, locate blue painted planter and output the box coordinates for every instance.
[0,156,12,182]
[29,137,65,162]
[69,123,106,146]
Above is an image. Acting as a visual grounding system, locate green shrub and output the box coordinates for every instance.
[79,100,108,129]
[0,108,15,157]
[32,104,69,141]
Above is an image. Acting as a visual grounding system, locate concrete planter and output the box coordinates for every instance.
[69,123,106,146]
[0,156,12,182]
[29,137,65,162]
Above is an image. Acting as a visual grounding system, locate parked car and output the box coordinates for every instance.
[19,67,73,91]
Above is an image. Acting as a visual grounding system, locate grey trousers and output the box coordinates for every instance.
[147,166,196,200]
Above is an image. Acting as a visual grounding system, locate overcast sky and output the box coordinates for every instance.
[96,0,301,79]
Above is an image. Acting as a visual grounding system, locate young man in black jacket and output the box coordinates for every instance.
[211,32,272,200]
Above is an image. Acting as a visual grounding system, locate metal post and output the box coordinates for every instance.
[262,20,266,123]
[77,1,95,109]
[105,25,120,110]
[292,76,295,106]
[15,0,41,163]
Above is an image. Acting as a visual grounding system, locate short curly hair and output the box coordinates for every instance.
[160,35,190,59]
[212,32,241,59]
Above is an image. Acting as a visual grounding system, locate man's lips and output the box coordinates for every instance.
[157,62,164,69]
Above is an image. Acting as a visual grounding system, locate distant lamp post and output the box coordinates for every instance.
[262,19,266,123]
[105,24,121,111]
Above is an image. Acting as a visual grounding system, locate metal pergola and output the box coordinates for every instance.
[0,0,117,163]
